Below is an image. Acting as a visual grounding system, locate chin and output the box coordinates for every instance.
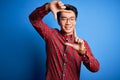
[65,30,73,34]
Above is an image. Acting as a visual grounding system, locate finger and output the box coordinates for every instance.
[53,1,65,19]
[65,42,80,51]
[75,37,78,42]
[53,9,66,20]
[58,1,64,6]
[78,38,83,44]
[64,42,74,47]
[74,29,78,42]
[81,40,85,48]
[51,10,57,20]
[53,12,57,20]
[74,29,77,37]
[58,1,66,9]
[75,37,82,43]
[60,5,66,9]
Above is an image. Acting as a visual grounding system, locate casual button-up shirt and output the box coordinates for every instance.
[29,3,100,80]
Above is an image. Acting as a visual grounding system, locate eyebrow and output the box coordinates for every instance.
[60,16,75,18]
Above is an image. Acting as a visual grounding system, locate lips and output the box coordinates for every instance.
[65,26,72,30]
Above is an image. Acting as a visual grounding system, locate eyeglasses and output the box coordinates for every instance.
[60,17,76,22]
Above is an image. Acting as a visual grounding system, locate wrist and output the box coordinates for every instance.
[78,47,87,55]
[45,3,51,12]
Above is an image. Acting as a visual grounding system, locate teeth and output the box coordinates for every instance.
[65,27,71,30]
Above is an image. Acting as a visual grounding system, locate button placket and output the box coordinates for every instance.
[62,52,67,79]
[63,73,65,77]
[65,38,69,42]
[62,37,70,79]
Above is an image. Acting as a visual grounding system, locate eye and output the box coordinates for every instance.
[60,17,67,21]
[70,18,75,21]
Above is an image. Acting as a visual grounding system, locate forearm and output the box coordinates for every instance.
[82,55,100,72]
[29,3,50,23]
[82,41,100,72]
[29,3,53,40]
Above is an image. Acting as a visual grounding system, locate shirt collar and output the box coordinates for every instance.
[60,30,74,41]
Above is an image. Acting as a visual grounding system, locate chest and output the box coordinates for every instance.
[46,32,81,62]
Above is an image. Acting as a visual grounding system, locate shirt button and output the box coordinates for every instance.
[64,63,66,66]
[66,38,68,42]
[63,53,66,56]
[63,74,65,77]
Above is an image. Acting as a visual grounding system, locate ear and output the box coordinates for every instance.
[58,21,61,26]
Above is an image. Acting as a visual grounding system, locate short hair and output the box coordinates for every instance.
[57,4,78,22]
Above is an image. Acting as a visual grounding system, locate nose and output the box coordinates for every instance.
[66,19,71,24]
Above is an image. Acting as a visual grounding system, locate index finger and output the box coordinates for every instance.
[74,29,77,38]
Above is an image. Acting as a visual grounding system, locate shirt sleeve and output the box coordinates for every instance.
[82,40,100,72]
[29,3,53,40]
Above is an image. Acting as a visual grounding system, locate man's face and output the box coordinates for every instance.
[59,10,76,35]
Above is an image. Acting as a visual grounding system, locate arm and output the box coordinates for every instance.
[82,40,100,72]
[29,1,66,40]
[29,3,52,40]
[65,29,100,72]
[65,40,100,72]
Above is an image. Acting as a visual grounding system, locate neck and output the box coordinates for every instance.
[60,30,73,36]
[66,32,73,35]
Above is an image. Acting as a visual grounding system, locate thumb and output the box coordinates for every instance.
[53,11,57,20]
[64,42,74,47]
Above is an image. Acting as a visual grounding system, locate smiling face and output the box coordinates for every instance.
[58,10,76,35]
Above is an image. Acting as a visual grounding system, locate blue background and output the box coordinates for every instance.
[0,0,120,80]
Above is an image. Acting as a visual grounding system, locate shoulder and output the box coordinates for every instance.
[52,28,60,33]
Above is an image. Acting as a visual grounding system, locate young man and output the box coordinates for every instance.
[29,1,100,80]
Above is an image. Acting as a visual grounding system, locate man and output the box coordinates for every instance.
[29,1,100,80]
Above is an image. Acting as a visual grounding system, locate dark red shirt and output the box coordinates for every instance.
[29,3,100,80]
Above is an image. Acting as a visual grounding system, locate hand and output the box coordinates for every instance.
[74,29,82,43]
[65,41,86,55]
[64,29,86,55]
[46,1,66,19]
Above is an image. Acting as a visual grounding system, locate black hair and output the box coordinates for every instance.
[57,4,78,22]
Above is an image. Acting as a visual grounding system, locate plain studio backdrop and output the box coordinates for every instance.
[0,0,120,80]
